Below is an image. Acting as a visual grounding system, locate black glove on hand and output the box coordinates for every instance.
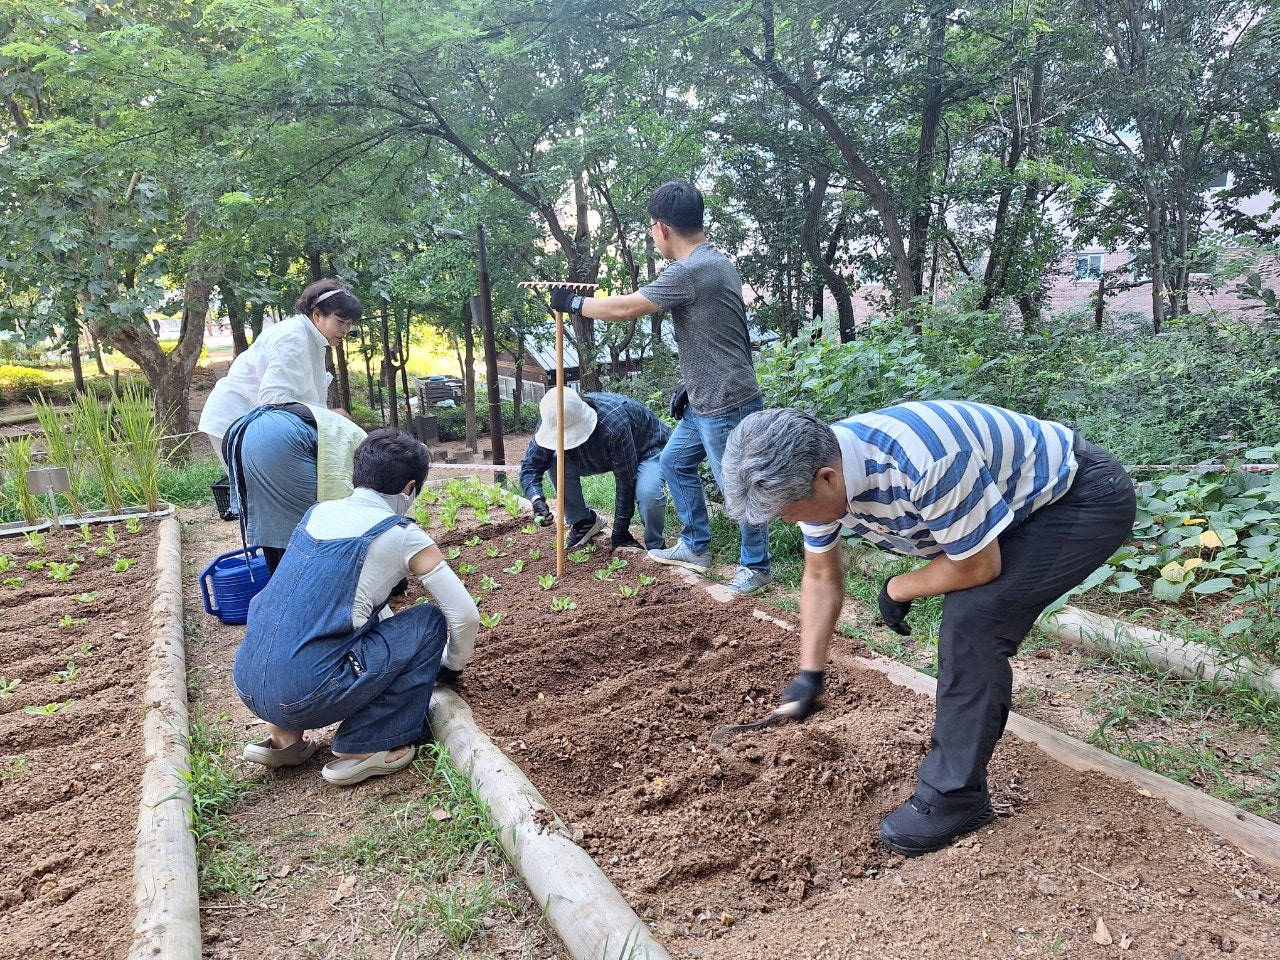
[437,666,462,686]
[610,528,643,551]
[878,578,913,636]
[549,288,576,313]
[531,496,553,527]
[669,383,689,421]
[780,669,824,720]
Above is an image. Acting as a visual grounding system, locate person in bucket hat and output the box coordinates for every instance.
[520,388,670,551]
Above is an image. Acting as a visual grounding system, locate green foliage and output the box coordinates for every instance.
[432,398,539,442]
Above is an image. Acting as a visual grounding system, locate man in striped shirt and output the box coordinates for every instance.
[721,402,1136,856]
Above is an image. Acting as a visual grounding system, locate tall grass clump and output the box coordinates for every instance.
[69,390,124,515]
[113,380,164,511]
[31,395,85,517]
[0,435,43,523]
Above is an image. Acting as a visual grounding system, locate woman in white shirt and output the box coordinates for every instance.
[198,280,359,459]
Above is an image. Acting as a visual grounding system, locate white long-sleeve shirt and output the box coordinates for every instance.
[198,314,332,440]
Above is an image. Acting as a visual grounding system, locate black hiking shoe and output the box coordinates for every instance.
[877,793,996,857]
[565,511,605,550]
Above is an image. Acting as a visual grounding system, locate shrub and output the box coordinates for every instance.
[0,364,56,400]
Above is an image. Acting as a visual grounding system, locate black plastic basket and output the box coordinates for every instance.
[210,475,237,521]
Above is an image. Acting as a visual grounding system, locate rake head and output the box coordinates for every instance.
[518,281,599,291]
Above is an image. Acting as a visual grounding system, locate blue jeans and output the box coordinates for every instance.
[660,396,770,571]
[562,454,667,549]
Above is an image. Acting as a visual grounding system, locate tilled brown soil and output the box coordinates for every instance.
[0,522,161,960]
[423,515,1280,959]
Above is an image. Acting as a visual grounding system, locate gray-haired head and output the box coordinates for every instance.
[722,409,840,525]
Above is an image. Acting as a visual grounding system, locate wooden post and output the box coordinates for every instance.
[555,310,566,577]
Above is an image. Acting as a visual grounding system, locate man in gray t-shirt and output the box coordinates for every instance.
[549,181,771,594]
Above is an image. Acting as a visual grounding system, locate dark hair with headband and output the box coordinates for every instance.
[296,280,363,323]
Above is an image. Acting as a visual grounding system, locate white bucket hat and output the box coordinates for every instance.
[534,387,597,450]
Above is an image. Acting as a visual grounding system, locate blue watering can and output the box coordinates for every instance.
[199,547,271,625]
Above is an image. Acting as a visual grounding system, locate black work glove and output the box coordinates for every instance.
[531,496,553,527]
[779,669,824,720]
[549,288,577,313]
[437,666,463,687]
[877,578,913,636]
[610,528,643,551]
[669,383,689,421]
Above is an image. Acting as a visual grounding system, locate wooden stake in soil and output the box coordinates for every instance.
[519,281,598,578]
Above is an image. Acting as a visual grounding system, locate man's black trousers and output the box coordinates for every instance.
[915,436,1137,807]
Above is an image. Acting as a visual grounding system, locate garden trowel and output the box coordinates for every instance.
[708,699,805,745]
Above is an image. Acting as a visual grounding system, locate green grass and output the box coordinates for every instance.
[158,457,224,507]
[181,709,268,896]
[1085,668,1280,817]
[303,742,518,949]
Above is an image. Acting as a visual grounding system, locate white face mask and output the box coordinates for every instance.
[397,489,417,517]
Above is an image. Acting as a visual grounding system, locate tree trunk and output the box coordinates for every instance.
[907,1,950,296]
[220,282,249,356]
[379,296,398,429]
[464,299,477,451]
[801,172,856,344]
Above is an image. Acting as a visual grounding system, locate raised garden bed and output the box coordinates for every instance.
[403,512,1280,957]
[0,521,164,960]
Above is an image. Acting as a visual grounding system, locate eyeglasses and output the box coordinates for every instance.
[648,219,664,230]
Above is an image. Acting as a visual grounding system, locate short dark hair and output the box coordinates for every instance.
[296,279,363,323]
[646,181,704,236]
[353,428,431,494]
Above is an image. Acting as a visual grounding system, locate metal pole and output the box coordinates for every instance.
[476,224,506,476]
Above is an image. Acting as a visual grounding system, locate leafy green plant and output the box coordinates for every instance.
[94,546,110,557]
[26,559,45,571]
[72,591,99,603]
[528,547,542,561]
[0,677,21,697]
[457,562,478,576]
[112,557,137,573]
[637,573,657,586]
[3,577,21,589]
[57,615,87,628]
[501,558,525,574]
[484,545,505,558]
[46,561,78,582]
[479,612,502,628]
[606,556,629,574]
[51,662,80,682]
[464,536,483,547]
[445,546,462,560]
[23,530,45,553]
[538,574,556,590]
[124,516,142,534]
[593,569,613,582]
[521,524,539,535]
[568,548,593,564]
[0,554,13,572]
[439,502,459,531]
[77,523,93,544]
[550,596,577,612]
[24,700,71,716]
[103,524,118,545]
[616,583,639,599]
[479,575,500,592]
[473,505,490,524]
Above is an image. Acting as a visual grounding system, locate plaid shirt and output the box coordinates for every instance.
[520,393,670,527]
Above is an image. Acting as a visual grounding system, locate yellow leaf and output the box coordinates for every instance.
[1184,557,1203,569]
[1199,531,1223,549]
[1160,560,1185,581]
[1183,517,1207,525]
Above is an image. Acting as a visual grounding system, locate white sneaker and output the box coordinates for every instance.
[647,541,712,573]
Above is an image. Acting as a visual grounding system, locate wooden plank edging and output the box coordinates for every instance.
[129,517,201,959]
[430,688,672,960]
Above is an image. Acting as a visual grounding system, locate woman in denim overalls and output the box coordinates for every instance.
[233,429,480,786]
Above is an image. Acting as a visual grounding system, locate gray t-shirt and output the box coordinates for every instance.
[640,243,761,417]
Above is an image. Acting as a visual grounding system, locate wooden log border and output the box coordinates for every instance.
[130,516,201,960]
[430,688,673,960]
